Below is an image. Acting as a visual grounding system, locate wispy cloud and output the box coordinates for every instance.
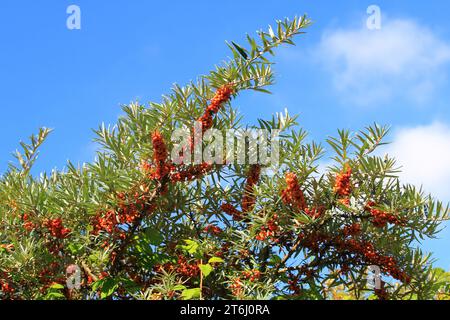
[386,122,450,201]
[315,18,450,107]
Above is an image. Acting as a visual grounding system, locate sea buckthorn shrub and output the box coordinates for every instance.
[0,16,448,300]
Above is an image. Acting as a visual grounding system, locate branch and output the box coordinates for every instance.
[81,261,98,282]
[110,184,161,275]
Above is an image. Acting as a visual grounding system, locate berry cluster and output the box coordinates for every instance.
[92,193,154,237]
[365,201,403,228]
[286,266,316,295]
[170,162,212,182]
[278,172,326,221]
[304,206,325,219]
[242,269,261,282]
[301,231,328,252]
[333,165,352,197]
[22,213,35,232]
[300,230,411,285]
[155,255,200,278]
[92,210,119,235]
[0,282,14,294]
[198,85,234,133]
[0,275,14,296]
[255,214,279,241]
[287,276,301,294]
[37,261,67,295]
[339,238,410,284]
[338,197,351,206]
[143,132,214,184]
[241,164,261,212]
[229,268,263,297]
[229,278,244,297]
[149,131,172,180]
[203,224,223,235]
[43,218,71,239]
[342,223,362,237]
[38,262,60,283]
[220,203,243,221]
[281,172,306,211]
[118,202,142,224]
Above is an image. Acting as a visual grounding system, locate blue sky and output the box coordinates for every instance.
[1,0,449,268]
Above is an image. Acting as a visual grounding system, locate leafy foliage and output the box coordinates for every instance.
[0,16,449,300]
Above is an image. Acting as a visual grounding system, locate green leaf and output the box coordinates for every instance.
[231,41,248,60]
[49,283,65,290]
[144,227,164,245]
[181,239,199,255]
[100,278,119,299]
[120,278,140,293]
[208,257,224,264]
[43,282,66,300]
[295,213,312,224]
[268,255,282,266]
[45,292,65,299]
[173,284,187,291]
[91,279,105,292]
[199,263,213,277]
[67,243,83,255]
[181,288,201,300]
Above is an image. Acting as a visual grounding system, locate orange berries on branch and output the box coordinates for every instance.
[155,255,200,279]
[43,218,71,239]
[242,269,261,282]
[255,214,280,241]
[92,210,117,235]
[281,172,306,211]
[304,206,325,219]
[338,197,350,206]
[170,162,212,182]
[365,201,404,228]
[287,275,301,294]
[221,202,243,221]
[91,191,150,238]
[203,224,223,235]
[241,164,261,213]
[333,164,352,197]
[152,131,168,163]
[342,223,362,237]
[230,277,244,297]
[144,131,214,183]
[299,229,411,285]
[0,279,14,295]
[148,131,172,180]
[280,172,326,219]
[197,85,234,133]
[22,213,36,232]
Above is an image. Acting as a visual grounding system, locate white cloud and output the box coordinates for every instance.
[385,122,450,201]
[316,19,450,106]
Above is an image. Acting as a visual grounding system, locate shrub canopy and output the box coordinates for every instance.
[0,16,449,300]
